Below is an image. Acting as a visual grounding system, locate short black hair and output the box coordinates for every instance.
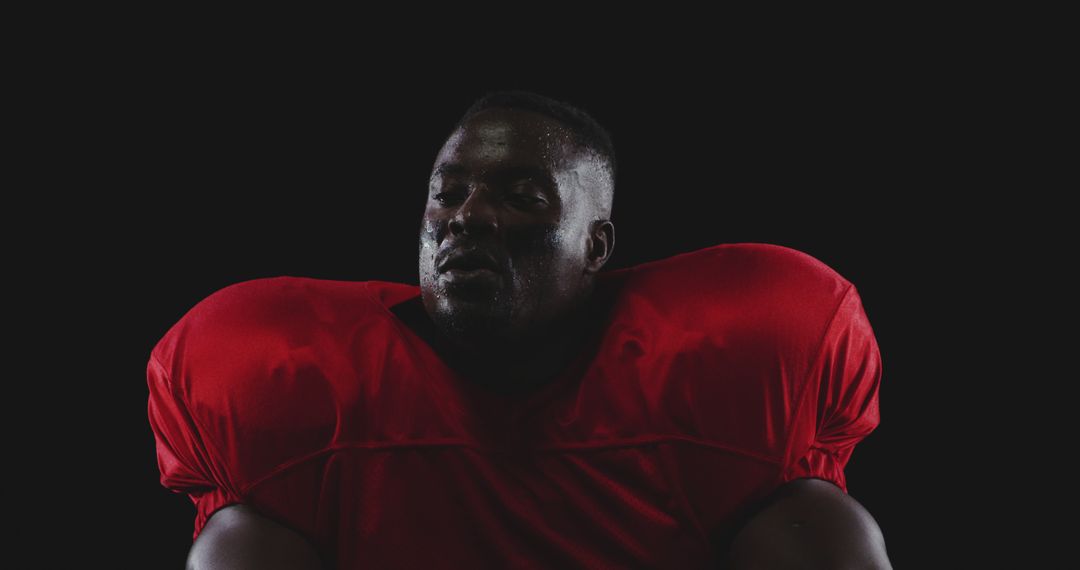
[453,90,617,218]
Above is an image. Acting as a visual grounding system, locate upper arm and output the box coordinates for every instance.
[725,478,892,570]
[186,504,325,570]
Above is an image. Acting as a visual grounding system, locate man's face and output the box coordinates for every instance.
[418,108,611,353]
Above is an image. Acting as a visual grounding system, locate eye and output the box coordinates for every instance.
[432,192,463,204]
[511,195,545,205]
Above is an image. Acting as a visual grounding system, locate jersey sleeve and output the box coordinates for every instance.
[147,351,244,540]
[779,284,883,494]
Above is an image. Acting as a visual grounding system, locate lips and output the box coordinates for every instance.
[438,249,503,273]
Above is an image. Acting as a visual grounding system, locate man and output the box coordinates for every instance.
[148,90,892,569]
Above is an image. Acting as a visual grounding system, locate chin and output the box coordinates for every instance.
[432,301,515,345]
[438,304,504,334]
[421,276,517,336]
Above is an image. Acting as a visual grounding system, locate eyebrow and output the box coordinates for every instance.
[430,163,557,192]
[430,163,469,179]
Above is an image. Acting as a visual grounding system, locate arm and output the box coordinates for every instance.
[186,504,325,570]
[725,478,892,570]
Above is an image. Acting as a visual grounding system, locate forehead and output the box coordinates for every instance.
[434,108,579,175]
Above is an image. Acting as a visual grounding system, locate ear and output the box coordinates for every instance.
[584,219,615,274]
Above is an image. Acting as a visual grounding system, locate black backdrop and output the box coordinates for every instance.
[23,36,1032,568]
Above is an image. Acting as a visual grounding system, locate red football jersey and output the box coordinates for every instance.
[147,242,882,568]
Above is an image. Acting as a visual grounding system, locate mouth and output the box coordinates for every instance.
[437,249,504,290]
[441,267,501,281]
[438,250,503,274]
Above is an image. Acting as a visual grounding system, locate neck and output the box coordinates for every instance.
[480,311,594,393]
[395,281,614,396]
[449,294,595,394]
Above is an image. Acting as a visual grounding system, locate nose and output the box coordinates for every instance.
[449,185,498,237]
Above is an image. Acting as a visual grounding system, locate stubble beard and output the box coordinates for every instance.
[428,285,518,354]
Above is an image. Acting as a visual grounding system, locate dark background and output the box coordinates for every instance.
[22,31,1043,568]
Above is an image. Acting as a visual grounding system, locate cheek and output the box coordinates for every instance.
[419,240,437,269]
[557,204,590,241]
[417,218,443,275]
[505,223,561,262]
[553,222,587,258]
[420,214,442,240]
[504,223,581,298]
